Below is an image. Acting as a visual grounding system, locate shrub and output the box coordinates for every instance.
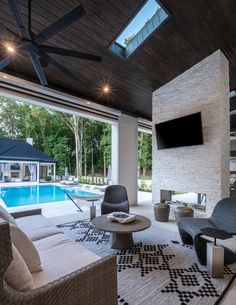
[138,180,152,192]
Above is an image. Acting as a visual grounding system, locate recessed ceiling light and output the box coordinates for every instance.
[2,75,8,79]
[86,101,91,105]
[103,85,110,93]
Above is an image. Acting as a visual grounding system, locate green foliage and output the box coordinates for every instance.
[124,34,135,46]
[0,97,152,181]
[44,176,52,182]
[138,180,152,192]
[51,136,70,175]
[138,132,152,178]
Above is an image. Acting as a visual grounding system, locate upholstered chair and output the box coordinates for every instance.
[101,185,130,215]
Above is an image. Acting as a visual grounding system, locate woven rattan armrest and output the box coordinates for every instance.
[0,220,118,305]
[1,255,117,305]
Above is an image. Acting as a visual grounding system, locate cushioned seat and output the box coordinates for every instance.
[178,218,216,237]
[16,215,62,241]
[0,208,117,305]
[33,233,101,288]
[178,197,236,265]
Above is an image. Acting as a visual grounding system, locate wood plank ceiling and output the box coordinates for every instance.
[0,0,236,121]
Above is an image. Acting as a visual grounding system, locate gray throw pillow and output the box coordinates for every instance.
[4,244,34,291]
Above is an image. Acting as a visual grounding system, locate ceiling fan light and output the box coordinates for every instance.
[5,43,15,54]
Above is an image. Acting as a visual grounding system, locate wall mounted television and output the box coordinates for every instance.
[155,112,203,150]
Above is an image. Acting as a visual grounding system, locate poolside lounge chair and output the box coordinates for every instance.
[60,181,79,185]
[177,197,236,265]
[60,177,79,185]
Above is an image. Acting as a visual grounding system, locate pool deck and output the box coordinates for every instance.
[0,182,104,217]
[0,182,152,221]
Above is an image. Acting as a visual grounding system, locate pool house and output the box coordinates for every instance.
[0,138,56,183]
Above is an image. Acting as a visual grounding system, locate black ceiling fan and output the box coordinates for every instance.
[0,0,102,85]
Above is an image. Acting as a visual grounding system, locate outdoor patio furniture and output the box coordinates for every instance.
[92,214,151,250]
[70,193,104,220]
[174,206,194,224]
[60,180,78,185]
[0,207,117,305]
[5,176,11,183]
[177,197,236,265]
[153,203,170,222]
[101,185,130,215]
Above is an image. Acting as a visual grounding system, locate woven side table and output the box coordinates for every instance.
[174,206,194,223]
[154,203,170,222]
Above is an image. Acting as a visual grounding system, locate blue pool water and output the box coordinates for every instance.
[0,185,97,208]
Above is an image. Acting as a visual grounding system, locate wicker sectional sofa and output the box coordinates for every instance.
[0,208,117,305]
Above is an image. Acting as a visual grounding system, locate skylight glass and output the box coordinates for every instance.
[116,0,161,47]
[109,0,168,58]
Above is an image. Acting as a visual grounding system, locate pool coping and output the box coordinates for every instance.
[0,183,104,213]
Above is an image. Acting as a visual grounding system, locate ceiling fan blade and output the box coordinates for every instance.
[40,45,102,61]
[34,5,86,46]
[0,56,14,70]
[0,23,20,39]
[29,53,48,85]
[40,52,81,82]
[7,0,31,40]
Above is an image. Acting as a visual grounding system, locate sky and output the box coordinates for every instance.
[116,0,160,47]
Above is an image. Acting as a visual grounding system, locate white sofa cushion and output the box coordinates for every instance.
[32,233,101,288]
[5,244,34,291]
[16,215,62,241]
[10,224,42,272]
[0,206,16,225]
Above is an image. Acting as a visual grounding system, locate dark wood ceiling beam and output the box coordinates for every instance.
[1,0,236,120]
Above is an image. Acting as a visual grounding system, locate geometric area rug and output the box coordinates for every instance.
[58,220,236,305]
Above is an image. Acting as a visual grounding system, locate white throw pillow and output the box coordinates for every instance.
[10,224,42,272]
[0,206,16,225]
[5,244,34,291]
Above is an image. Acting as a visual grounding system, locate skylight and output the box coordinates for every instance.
[109,0,168,58]
[116,0,160,47]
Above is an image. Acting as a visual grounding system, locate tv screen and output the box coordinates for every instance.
[155,112,203,150]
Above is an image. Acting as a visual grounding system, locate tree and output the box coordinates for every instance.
[138,131,152,178]
[0,97,153,181]
[60,114,83,178]
[124,34,135,46]
[84,120,99,179]
[51,136,70,175]
[100,124,111,177]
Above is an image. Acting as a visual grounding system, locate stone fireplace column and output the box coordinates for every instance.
[152,50,229,215]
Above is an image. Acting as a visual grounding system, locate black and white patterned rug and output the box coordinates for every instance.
[58,220,236,305]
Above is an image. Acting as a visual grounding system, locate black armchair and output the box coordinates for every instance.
[178,197,236,265]
[101,185,130,215]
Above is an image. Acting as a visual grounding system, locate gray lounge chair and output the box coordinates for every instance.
[101,185,129,215]
[177,197,236,265]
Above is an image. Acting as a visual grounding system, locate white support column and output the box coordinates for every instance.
[112,114,138,206]
[37,162,40,183]
[53,163,56,181]
[111,123,119,185]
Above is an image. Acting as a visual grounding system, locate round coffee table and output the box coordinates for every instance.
[92,214,151,250]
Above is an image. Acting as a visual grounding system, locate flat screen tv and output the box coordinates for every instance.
[155,112,203,150]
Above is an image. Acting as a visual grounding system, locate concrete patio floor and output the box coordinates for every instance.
[48,191,235,305]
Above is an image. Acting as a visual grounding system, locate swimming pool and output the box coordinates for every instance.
[0,185,97,208]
